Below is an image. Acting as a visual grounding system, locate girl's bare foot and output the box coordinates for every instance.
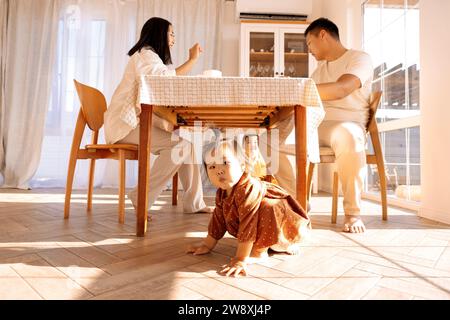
[247,248,269,264]
[286,243,301,255]
[343,216,366,233]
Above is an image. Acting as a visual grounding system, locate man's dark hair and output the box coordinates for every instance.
[305,18,340,40]
[128,17,172,65]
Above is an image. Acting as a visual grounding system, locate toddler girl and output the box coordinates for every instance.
[187,140,310,277]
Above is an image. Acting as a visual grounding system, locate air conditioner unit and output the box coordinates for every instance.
[235,0,312,21]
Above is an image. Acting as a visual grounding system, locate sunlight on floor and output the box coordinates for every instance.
[1,188,449,300]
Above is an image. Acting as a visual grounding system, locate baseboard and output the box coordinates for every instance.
[419,206,450,225]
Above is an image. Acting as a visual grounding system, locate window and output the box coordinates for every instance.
[34,6,108,187]
[363,0,420,204]
[46,17,106,136]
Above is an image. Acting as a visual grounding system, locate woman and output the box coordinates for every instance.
[104,17,212,214]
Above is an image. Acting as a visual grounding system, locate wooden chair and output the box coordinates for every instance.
[307,91,387,223]
[172,174,178,205]
[64,80,179,223]
[64,80,138,223]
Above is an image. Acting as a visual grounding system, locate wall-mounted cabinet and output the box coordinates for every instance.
[240,21,316,78]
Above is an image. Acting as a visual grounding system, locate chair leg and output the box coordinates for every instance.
[118,151,126,224]
[331,171,339,224]
[172,172,178,206]
[377,163,388,221]
[87,159,96,212]
[307,162,315,202]
[64,155,78,219]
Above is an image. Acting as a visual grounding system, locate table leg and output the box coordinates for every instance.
[294,105,308,211]
[137,105,153,237]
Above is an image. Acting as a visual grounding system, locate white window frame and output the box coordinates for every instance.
[361,0,421,211]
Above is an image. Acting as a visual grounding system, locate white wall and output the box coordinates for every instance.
[321,0,364,49]
[220,0,324,76]
[221,1,241,76]
[419,0,450,224]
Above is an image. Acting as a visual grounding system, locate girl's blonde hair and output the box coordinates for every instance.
[203,139,246,167]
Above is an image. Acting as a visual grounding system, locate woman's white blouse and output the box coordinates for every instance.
[104,48,176,144]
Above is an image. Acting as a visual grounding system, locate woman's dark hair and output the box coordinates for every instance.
[305,17,340,40]
[128,17,173,65]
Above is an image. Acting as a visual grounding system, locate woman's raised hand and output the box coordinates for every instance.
[189,43,203,61]
[177,43,204,75]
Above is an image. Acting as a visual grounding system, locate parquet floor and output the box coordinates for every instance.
[1,188,449,300]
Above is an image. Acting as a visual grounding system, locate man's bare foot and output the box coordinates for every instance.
[343,216,366,233]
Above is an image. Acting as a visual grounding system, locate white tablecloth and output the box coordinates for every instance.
[121,75,325,162]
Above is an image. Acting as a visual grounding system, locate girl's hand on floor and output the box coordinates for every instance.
[186,243,211,255]
[219,258,248,277]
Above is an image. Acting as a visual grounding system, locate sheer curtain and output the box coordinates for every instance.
[31,0,138,189]
[137,0,223,76]
[0,0,7,183]
[30,0,224,190]
[0,0,59,189]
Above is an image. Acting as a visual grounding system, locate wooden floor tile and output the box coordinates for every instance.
[1,188,449,300]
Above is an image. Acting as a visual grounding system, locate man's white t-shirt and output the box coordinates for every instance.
[311,49,373,127]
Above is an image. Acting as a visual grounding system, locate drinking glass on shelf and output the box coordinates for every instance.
[250,64,256,77]
[288,64,296,76]
[256,63,263,77]
[260,64,266,77]
[264,65,270,77]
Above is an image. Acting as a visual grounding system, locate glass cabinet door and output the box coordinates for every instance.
[282,32,309,77]
[249,32,275,77]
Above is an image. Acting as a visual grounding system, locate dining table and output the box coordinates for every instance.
[121,75,324,236]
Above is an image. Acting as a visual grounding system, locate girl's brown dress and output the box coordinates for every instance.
[208,172,311,250]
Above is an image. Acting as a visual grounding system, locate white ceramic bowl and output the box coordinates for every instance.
[202,69,222,77]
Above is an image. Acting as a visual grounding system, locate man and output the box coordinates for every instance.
[260,18,373,233]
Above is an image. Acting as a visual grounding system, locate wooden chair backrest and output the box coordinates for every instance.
[366,91,383,135]
[365,91,384,162]
[73,79,107,131]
